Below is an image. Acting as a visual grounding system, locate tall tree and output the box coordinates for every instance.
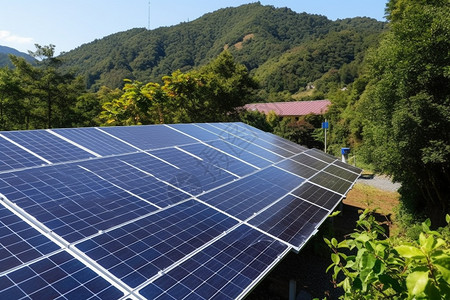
[358,0,450,225]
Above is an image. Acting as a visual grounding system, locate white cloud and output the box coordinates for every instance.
[0,30,34,51]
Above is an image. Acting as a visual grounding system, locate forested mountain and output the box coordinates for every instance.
[59,3,385,92]
[0,45,35,67]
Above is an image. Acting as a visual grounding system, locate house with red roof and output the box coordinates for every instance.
[244,100,331,118]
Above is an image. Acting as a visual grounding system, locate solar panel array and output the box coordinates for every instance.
[0,123,361,299]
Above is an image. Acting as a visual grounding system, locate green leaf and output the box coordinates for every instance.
[332,253,340,265]
[331,238,338,248]
[446,214,450,224]
[433,257,450,283]
[395,245,426,259]
[406,271,429,296]
[328,210,341,218]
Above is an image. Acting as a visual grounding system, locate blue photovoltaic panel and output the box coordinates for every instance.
[0,205,60,273]
[167,124,220,141]
[275,159,318,179]
[52,127,137,156]
[207,140,272,169]
[324,164,360,182]
[79,157,190,207]
[180,143,258,177]
[291,153,329,170]
[0,251,123,299]
[249,137,296,158]
[139,225,289,300]
[101,125,197,150]
[0,122,362,299]
[333,160,362,174]
[0,164,157,243]
[305,148,337,163]
[149,148,238,193]
[237,123,307,153]
[0,138,46,172]
[199,167,302,220]
[310,171,353,195]
[221,137,285,163]
[248,194,329,248]
[1,130,93,163]
[291,182,343,210]
[76,201,238,288]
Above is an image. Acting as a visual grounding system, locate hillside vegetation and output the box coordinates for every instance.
[59,3,385,94]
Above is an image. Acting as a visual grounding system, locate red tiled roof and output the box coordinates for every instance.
[244,100,331,116]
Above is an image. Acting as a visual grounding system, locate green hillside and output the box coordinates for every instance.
[0,45,35,67]
[59,3,386,92]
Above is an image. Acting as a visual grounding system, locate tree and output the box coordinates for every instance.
[9,44,86,129]
[357,0,450,225]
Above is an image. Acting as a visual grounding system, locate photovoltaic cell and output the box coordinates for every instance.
[139,225,289,300]
[101,125,197,150]
[324,164,360,182]
[221,137,285,163]
[1,130,93,163]
[0,164,157,243]
[206,140,272,168]
[0,251,123,299]
[0,122,362,299]
[0,138,46,172]
[333,160,362,174]
[291,182,343,210]
[0,206,60,273]
[275,159,317,179]
[249,137,295,158]
[149,148,238,193]
[199,167,302,220]
[52,127,137,156]
[167,124,220,141]
[79,157,190,207]
[309,171,353,195]
[305,148,336,163]
[180,143,258,177]
[76,201,237,288]
[291,153,328,170]
[248,194,329,248]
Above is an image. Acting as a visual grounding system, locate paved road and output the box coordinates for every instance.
[357,174,401,192]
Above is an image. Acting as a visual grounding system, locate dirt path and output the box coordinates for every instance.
[357,175,401,192]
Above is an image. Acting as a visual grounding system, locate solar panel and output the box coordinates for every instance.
[0,137,47,172]
[51,127,138,156]
[0,251,124,299]
[199,167,303,220]
[1,130,94,163]
[139,224,289,300]
[79,157,191,207]
[0,122,361,299]
[76,201,237,288]
[0,205,60,273]
[179,143,258,177]
[101,125,197,150]
[0,164,157,243]
[248,194,329,249]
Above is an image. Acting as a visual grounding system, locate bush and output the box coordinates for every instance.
[325,210,450,299]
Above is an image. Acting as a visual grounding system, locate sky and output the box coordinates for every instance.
[0,1,388,55]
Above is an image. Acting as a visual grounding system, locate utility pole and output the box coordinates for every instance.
[148,1,151,30]
[322,119,328,153]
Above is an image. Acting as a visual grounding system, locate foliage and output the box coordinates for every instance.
[355,0,450,225]
[100,51,257,125]
[325,210,450,299]
[58,3,385,95]
[272,114,324,148]
[1,45,86,130]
